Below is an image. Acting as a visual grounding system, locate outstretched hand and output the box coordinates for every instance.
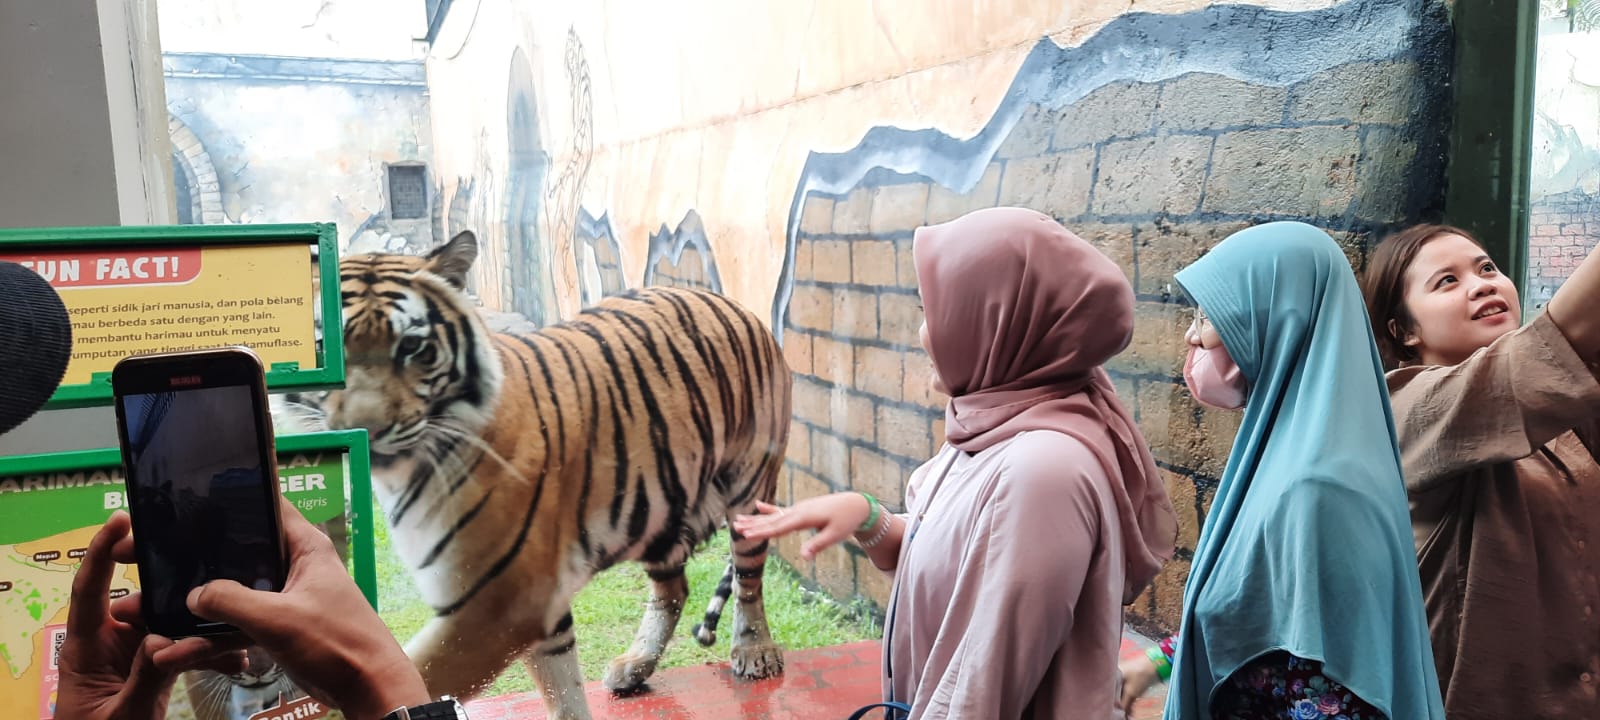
[1117,654,1161,715]
[732,493,872,560]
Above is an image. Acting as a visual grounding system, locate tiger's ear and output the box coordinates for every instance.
[424,231,478,289]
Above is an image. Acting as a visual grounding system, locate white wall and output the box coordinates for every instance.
[157,0,428,59]
[0,0,173,454]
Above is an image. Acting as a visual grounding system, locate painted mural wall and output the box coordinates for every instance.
[422,0,1454,635]
[162,56,435,249]
[157,0,436,254]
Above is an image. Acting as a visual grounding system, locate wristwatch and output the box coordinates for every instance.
[380,696,468,720]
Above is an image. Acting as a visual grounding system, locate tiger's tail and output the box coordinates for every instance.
[691,561,736,646]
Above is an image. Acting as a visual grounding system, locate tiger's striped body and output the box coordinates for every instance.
[324,232,790,719]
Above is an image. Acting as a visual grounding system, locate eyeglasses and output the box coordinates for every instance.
[1187,306,1212,342]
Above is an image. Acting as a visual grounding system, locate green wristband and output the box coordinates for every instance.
[1145,646,1173,681]
[857,492,882,533]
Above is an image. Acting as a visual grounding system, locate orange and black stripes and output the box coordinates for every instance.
[328,232,790,704]
[480,287,791,577]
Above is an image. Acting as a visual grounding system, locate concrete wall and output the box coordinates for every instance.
[423,0,1454,635]
[0,0,171,228]
[155,0,426,61]
[0,0,174,458]
[155,0,435,253]
[161,53,436,252]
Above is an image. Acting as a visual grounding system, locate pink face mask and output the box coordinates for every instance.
[1183,344,1248,410]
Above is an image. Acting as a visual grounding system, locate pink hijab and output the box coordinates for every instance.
[913,206,1177,602]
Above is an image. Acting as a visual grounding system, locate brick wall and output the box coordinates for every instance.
[575,222,628,301]
[1525,190,1600,308]
[775,177,950,604]
[650,244,719,293]
[642,213,725,295]
[592,235,627,296]
[774,60,1447,635]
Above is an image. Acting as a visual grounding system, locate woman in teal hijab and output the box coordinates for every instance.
[1161,221,1445,719]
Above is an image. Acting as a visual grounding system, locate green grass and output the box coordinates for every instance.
[370,514,880,697]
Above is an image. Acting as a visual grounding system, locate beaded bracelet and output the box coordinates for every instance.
[857,511,893,549]
[856,492,883,533]
[1144,646,1173,682]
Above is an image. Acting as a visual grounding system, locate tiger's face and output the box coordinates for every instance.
[324,231,502,456]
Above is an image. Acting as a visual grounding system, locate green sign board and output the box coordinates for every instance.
[0,223,344,410]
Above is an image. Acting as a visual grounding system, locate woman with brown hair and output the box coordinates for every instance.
[1360,223,1600,719]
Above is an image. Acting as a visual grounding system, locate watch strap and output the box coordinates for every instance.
[381,696,468,720]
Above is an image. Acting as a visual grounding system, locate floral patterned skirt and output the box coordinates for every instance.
[1211,651,1387,720]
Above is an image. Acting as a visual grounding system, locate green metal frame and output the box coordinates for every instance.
[0,222,345,409]
[0,429,378,608]
[1442,0,1540,292]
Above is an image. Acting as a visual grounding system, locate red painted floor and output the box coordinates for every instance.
[464,628,1168,719]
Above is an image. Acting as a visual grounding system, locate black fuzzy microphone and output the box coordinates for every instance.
[0,261,73,436]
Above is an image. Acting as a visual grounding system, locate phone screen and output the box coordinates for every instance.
[119,383,282,634]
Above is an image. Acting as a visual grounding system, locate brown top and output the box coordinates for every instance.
[1388,312,1600,720]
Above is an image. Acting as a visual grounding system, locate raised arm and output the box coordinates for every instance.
[1544,241,1600,363]
[1389,309,1600,492]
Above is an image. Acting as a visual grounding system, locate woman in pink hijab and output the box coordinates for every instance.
[734,206,1178,719]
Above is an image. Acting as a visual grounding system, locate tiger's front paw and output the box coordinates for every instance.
[602,652,659,692]
[730,642,784,679]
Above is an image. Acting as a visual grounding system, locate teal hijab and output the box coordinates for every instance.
[1164,222,1444,719]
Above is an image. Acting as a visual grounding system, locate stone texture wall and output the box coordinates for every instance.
[774,48,1451,635]
[1526,190,1600,308]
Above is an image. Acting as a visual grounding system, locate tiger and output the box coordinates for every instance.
[179,647,303,720]
[304,230,790,719]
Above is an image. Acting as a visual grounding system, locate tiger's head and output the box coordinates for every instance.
[323,231,503,457]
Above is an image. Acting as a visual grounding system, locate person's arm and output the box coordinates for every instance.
[1544,242,1600,363]
[734,452,948,572]
[165,496,433,720]
[854,504,907,572]
[1117,632,1178,713]
[56,512,247,720]
[1390,310,1600,492]
[912,450,1100,719]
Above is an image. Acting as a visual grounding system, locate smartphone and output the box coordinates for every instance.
[111,346,288,638]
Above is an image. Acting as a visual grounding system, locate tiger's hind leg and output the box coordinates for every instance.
[725,525,784,678]
[522,609,593,720]
[602,563,689,692]
[691,562,734,646]
[407,614,530,702]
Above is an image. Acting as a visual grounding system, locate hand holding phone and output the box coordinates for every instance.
[172,494,434,719]
[56,510,249,720]
[111,346,289,639]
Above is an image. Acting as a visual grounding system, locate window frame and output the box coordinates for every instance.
[1442,0,1541,293]
[385,162,431,221]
